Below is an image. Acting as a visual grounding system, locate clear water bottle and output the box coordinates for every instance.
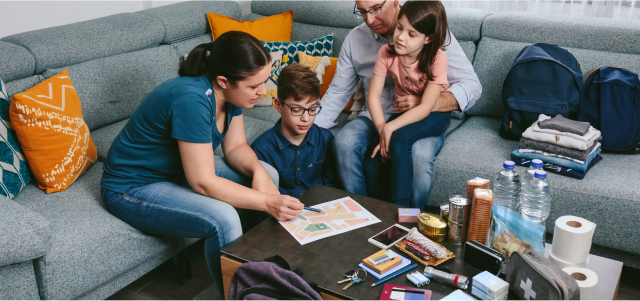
[520,170,553,224]
[520,159,544,203]
[493,161,521,211]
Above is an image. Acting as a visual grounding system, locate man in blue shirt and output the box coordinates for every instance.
[251,64,337,197]
[314,0,482,208]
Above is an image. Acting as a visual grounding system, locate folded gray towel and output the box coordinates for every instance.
[519,137,600,161]
[538,115,590,136]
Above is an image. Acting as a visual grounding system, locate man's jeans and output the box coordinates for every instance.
[100,157,278,294]
[333,116,446,209]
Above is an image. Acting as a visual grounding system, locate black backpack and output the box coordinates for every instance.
[499,43,583,140]
[579,66,640,154]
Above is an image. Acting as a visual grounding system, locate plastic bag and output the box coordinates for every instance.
[487,204,545,259]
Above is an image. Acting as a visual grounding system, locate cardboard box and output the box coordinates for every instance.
[398,208,421,223]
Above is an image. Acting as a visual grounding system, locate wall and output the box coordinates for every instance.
[0,0,252,39]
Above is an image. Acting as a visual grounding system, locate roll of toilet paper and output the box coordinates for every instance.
[549,252,587,269]
[551,216,596,264]
[562,267,598,300]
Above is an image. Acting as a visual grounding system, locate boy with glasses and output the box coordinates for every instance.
[251,64,337,197]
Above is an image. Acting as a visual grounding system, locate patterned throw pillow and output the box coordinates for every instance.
[261,34,333,68]
[255,50,288,107]
[0,74,31,198]
[10,69,97,193]
[297,51,331,85]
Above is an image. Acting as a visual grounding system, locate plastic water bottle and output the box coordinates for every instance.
[493,161,521,211]
[520,159,544,203]
[520,170,553,224]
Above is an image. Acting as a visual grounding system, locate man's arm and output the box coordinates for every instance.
[314,33,360,129]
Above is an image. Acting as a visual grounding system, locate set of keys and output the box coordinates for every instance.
[338,269,367,291]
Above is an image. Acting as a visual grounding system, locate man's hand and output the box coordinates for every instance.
[398,92,461,113]
[252,169,280,195]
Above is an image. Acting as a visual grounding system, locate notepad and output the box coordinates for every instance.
[359,250,411,279]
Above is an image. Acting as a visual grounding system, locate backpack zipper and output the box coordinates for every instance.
[524,254,570,300]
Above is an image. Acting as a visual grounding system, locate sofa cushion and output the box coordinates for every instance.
[11,69,98,194]
[12,162,184,300]
[170,34,213,57]
[91,119,129,160]
[446,8,493,42]
[0,41,35,82]
[208,10,293,42]
[251,1,361,29]
[428,116,640,256]
[0,196,50,266]
[0,261,40,300]
[482,11,640,55]
[5,75,43,100]
[43,45,180,131]
[467,37,640,119]
[137,1,242,43]
[2,13,165,74]
[459,41,476,63]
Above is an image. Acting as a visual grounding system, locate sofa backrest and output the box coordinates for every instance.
[467,12,640,118]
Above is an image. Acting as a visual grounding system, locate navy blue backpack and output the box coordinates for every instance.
[499,43,583,140]
[579,67,640,154]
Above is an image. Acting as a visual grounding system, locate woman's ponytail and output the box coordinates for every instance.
[178,32,271,84]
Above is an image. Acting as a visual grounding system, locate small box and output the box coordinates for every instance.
[362,249,402,275]
[472,285,507,300]
[398,208,421,223]
[472,271,509,298]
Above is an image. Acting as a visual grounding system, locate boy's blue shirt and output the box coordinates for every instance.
[251,119,337,197]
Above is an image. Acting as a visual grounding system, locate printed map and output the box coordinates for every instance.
[279,197,380,245]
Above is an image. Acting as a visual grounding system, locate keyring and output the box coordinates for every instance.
[354,268,368,281]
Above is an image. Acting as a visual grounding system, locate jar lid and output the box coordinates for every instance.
[449,195,470,206]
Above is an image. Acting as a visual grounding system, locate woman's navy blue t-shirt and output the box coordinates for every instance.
[101,75,242,193]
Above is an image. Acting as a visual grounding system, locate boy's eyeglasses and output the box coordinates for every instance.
[353,0,386,20]
[280,100,322,116]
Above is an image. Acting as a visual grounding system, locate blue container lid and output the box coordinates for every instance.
[504,161,515,169]
[531,159,543,168]
[535,170,547,179]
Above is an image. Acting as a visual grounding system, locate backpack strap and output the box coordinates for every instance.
[238,287,313,300]
[263,256,321,294]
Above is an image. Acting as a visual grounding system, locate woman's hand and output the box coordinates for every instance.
[265,194,304,221]
[252,169,280,195]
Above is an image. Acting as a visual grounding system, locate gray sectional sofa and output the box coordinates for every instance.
[0,1,638,299]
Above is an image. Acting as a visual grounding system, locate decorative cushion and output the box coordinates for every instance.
[261,34,334,68]
[255,51,287,107]
[297,51,331,85]
[304,56,356,112]
[10,69,97,193]
[207,10,293,42]
[0,75,31,198]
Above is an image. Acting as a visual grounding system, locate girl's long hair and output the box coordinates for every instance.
[179,31,271,84]
[388,0,450,81]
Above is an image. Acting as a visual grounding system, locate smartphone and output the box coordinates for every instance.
[368,224,410,249]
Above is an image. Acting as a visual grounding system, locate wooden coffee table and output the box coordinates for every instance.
[220,185,622,300]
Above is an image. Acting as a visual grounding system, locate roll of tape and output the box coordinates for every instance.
[562,267,598,300]
[551,216,596,264]
[549,252,587,269]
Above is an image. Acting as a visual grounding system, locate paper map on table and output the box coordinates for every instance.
[280,197,380,245]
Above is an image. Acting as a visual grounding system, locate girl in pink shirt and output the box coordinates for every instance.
[368,0,451,206]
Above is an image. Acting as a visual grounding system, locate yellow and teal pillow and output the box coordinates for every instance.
[261,34,333,68]
[0,74,31,198]
[255,50,288,107]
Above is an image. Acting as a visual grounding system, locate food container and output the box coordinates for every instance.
[417,213,447,242]
[448,195,471,225]
[440,203,450,222]
[448,221,464,245]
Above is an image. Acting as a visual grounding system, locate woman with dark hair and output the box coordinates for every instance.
[100,31,303,293]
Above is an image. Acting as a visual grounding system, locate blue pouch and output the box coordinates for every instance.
[489,204,545,260]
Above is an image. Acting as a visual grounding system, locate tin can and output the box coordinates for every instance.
[417,213,447,242]
[439,203,450,222]
[448,195,471,225]
[447,221,463,245]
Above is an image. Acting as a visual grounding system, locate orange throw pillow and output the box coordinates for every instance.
[207,11,293,42]
[320,57,356,112]
[10,69,97,193]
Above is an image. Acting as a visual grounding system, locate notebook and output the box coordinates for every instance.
[380,284,432,300]
[359,250,411,279]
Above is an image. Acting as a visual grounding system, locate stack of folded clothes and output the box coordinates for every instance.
[511,114,603,179]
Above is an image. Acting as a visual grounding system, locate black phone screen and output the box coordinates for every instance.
[372,225,408,246]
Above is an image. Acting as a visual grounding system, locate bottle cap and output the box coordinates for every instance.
[535,170,547,179]
[503,161,515,169]
[531,159,543,168]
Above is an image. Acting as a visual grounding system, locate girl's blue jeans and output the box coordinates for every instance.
[386,111,451,206]
[100,156,277,295]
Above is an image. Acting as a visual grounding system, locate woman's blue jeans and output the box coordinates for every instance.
[100,156,278,294]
